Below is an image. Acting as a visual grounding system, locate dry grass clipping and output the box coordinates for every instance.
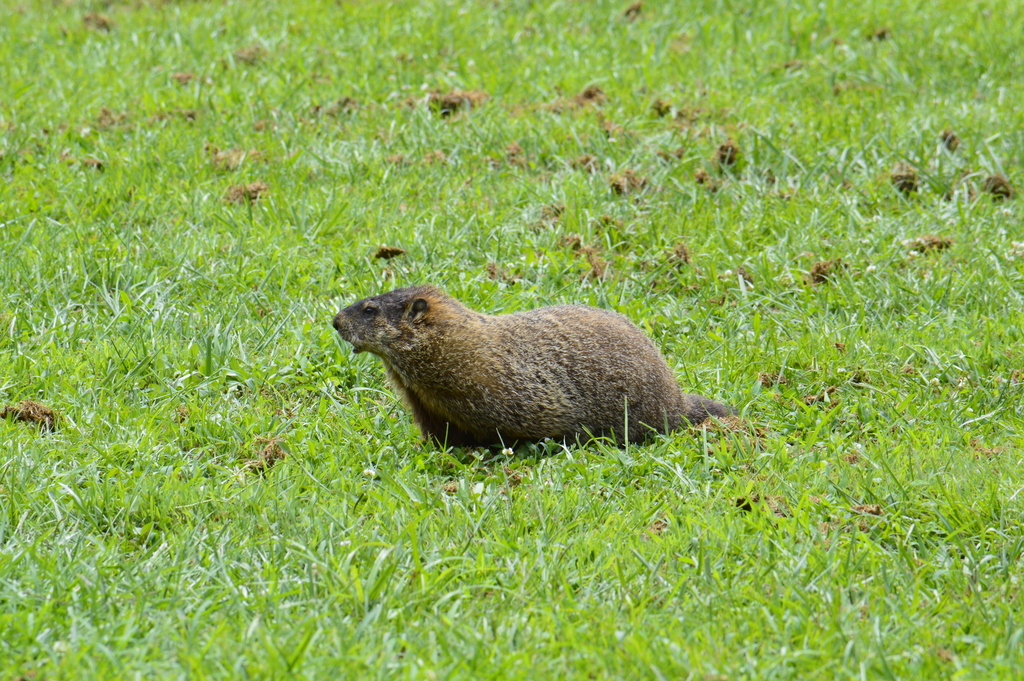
[1,400,59,431]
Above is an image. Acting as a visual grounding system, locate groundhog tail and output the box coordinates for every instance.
[680,394,733,424]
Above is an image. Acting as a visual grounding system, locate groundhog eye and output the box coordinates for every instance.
[363,306,377,316]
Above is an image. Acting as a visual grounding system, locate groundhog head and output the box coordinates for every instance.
[332,285,441,360]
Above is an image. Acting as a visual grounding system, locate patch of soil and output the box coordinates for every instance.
[940,128,960,152]
[506,142,526,167]
[429,89,489,117]
[609,168,647,195]
[758,372,788,387]
[807,259,845,284]
[735,494,789,517]
[622,1,644,21]
[834,342,847,353]
[580,247,607,280]
[714,139,740,169]
[842,452,860,464]
[571,154,598,172]
[694,169,720,192]
[210,147,261,171]
[902,235,952,253]
[244,436,286,475]
[83,12,113,32]
[1,400,58,431]
[851,504,883,516]
[374,245,406,259]
[234,45,269,65]
[559,234,582,250]
[803,385,838,405]
[890,163,919,194]
[651,98,672,117]
[982,174,1014,201]
[719,266,753,284]
[311,97,359,116]
[540,203,565,223]
[174,405,190,424]
[669,242,692,266]
[422,150,448,165]
[575,85,606,106]
[646,518,668,538]
[81,157,104,171]
[223,181,269,203]
[656,146,685,162]
[96,107,128,128]
[486,262,521,284]
[441,480,459,494]
[970,439,1003,460]
[172,72,195,86]
[867,27,892,41]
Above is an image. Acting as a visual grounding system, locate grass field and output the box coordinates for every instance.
[2,0,1023,678]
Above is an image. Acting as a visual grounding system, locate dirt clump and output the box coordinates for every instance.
[808,259,845,284]
[902,235,952,253]
[506,142,526,167]
[714,139,740,169]
[96,107,128,128]
[651,98,672,117]
[803,385,838,405]
[656,147,685,163]
[174,405,190,424]
[940,128,960,152]
[234,45,268,65]
[83,12,113,32]
[374,245,406,259]
[890,163,919,194]
[982,174,1014,201]
[758,372,788,387]
[575,85,606,107]
[422,150,448,165]
[210,147,261,171]
[580,246,607,280]
[540,203,565,223]
[694,169,720,192]
[172,72,195,86]
[609,168,647,195]
[622,1,644,21]
[244,436,286,475]
[81,157,104,171]
[223,181,269,203]
[867,27,892,41]
[735,494,789,517]
[669,242,692,266]
[429,90,488,117]
[312,97,359,116]
[1,400,59,431]
[851,504,883,516]
[571,154,598,172]
[486,262,521,284]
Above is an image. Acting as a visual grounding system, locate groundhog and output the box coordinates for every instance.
[332,285,731,447]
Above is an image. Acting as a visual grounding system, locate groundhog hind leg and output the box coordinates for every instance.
[680,394,733,424]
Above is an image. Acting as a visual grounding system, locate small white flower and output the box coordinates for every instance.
[501,448,514,457]
[363,468,377,478]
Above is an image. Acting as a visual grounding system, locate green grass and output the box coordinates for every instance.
[1,0,1023,677]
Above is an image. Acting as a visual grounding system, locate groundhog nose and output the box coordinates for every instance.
[332,313,343,332]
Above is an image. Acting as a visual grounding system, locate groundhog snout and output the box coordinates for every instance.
[332,312,344,332]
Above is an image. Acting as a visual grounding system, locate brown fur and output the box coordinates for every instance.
[333,286,731,447]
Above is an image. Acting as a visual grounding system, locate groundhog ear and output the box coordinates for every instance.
[410,298,429,320]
